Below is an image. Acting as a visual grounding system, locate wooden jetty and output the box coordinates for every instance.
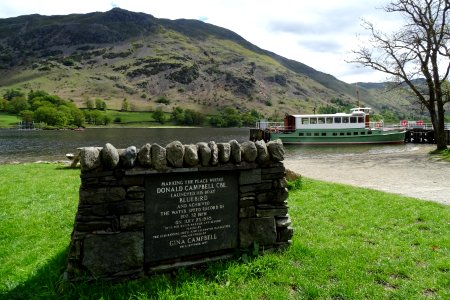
[404,123,450,144]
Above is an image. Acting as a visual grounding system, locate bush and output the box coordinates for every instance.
[156,96,170,105]
[287,177,303,191]
[153,108,167,124]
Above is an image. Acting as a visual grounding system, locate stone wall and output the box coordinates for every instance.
[65,139,293,281]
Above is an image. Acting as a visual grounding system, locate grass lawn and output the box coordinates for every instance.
[0,112,19,128]
[0,164,449,299]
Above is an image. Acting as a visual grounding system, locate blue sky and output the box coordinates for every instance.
[0,0,400,83]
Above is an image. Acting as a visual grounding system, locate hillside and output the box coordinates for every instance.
[0,8,413,119]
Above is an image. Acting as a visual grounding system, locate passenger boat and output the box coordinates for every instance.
[251,108,406,145]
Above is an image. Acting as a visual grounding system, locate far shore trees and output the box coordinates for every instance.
[351,0,449,150]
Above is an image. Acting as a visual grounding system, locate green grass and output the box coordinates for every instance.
[0,164,449,299]
[0,112,19,128]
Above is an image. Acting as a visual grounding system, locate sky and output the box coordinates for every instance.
[0,0,402,84]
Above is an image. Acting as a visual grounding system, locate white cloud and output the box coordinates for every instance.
[0,0,399,83]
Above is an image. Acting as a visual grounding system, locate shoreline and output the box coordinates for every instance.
[285,145,450,205]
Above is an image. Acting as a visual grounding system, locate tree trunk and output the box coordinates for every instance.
[435,102,448,150]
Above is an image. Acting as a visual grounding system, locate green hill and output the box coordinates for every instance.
[0,8,419,119]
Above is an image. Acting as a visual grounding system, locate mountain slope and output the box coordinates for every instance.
[0,8,405,117]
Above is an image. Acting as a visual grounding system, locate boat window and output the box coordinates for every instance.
[321,132,326,136]
[332,132,337,136]
[339,132,345,136]
[310,118,317,124]
[358,116,364,123]
[306,132,312,136]
[354,132,359,135]
[318,118,325,124]
[343,117,349,123]
[346,132,351,136]
[368,131,372,135]
[360,131,366,135]
[326,117,333,124]
[314,132,319,136]
[334,117,342,123]
[301,118,309,125]
[299,132,304,136]
[350,117,357,123]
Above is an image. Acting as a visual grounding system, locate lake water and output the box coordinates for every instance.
[1,127,425,164]
[0,128,250,163]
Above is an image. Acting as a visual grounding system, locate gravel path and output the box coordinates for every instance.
[284,145,450,205]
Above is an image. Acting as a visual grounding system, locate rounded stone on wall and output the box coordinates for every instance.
[80,147,101,171]
[197,142,211,166]
[208,141,219,166]
[229,140,242,163]
[217,143,231,163]
[184,144,199,167]
[137,143,152,167]
[255,140,270,163]
[267,139,285,162]
[241,141,257,162]
[166,141,184,168]
[101,143,120,169]
[120,146,137,169]
[151,143,167,170]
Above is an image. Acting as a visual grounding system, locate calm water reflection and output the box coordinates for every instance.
[0,128,249,163]
[0,127,420,163]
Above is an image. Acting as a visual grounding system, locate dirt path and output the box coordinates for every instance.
[284,145,450,205]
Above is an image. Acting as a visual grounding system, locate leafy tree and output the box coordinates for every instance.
[85,99,94,110]
[28,90,49,101]
[19,110,34,123]
[121,99,129,111]
[7,96,29,114]
[95,98,107,110]
[34,106,67,127]
[156,96,170,105]
[351,0,450,150]
[153,108,167,124]
[172,106,185,124]
[3,89,24,101]
[0,98,7,111]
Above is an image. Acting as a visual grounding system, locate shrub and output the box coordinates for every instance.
[156,96,170,105]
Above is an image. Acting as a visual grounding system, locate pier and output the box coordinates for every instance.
[403,123,450,144]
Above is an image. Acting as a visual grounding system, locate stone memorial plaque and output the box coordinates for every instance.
[145,171,238,263]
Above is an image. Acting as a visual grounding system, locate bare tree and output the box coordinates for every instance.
[351,0,450,150]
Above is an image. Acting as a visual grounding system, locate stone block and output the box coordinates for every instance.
[239,168,261,185]
[239,217,277,248]
[239,182,272,194]
[82,232,144,276]
[277,226,294,242]
[239,206,256,218]
[79,187,126,204]
[256,206,288,217]
[275,215,291,228]
[120,213,144,230]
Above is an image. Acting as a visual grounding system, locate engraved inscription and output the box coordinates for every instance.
[145,172,238,263]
